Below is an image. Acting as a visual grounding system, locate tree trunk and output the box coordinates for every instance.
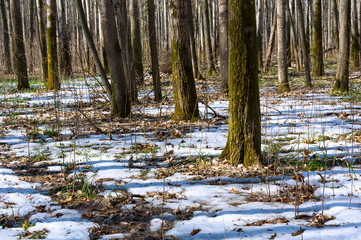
[10,0,29,89]
[296,0,312,87]
[312,0,324,76]
[220,0,261,167]
[170,0,200,121]
[99,0,130,117]
[350,0,360,70]
[0,0,11,73]
[264,9,277,72]
[332,0,339,50]
[202,0,216,75]
[257,0,264,69]
[277,0,290,93]
[37,0,48,82]
[130,0,144,85]
[219,0,228,90]
[334,0,351,93]
[46,0,59,90]
[74,0,112,99]
[59,0,72,78]
[147,0,162,102]
[187,0,202,80]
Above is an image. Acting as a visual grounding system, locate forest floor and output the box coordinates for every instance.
[1,67,361,239]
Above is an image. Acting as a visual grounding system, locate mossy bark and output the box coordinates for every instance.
[332,0,339,50]
[334,0,351,93]
[312,0,324,76]
[46,0,60,90]
[202,0,216,75]
[350,0,360,70]
[170,0,200,122]
[130,0,144,85]
[59,0,72,78]
[277,0,290,93]
[10,0,29,90]
[220,0,262,167]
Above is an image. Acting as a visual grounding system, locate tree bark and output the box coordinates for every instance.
[334,0,351,93]
[350,0,360,69]
[296,0,312,87]
[147,0,162,102]
[257,0,264,69]
[220,0,262,167]
[187,0,202,80]
[170,0,200,121]
[74,0,112,99]
[264,9,277,72]
[46,0,59,90]
[312,0,324,76]
[99,0,130,117]
[37,0,48,82]
[0,0,11,73]
[219,0,228,90]
[59,0,72,78]
[10,0,29,89]
[130,0,144,85]
[202,0,216,75]
[277,0,290,93]
[332,0,339,50]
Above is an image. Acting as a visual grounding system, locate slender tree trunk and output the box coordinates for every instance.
[332,0,339,50]
[219,0,228,90]
[74,0,112,99]
[37,0,48,82]
[170,0,200,121]
[296,0,312,87]
[264,9,277,72]
[312,0,324,76]
[257,0,264,69]
[99,0,130,117]
[59,0,72,78]
[351,0,360,69]
[334,0,351,92]
[202,0,216,75]
[148,0,162,102]
[220,0,261,167]
[0,0,11,73]
[187,0,202,80]
[277,0,290,93]
[46,0,59,90]
[130,0,144,85]
[10,0,29,89]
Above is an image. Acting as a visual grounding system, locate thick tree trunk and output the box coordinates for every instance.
[312,0,324,76]
[202,0,216,75]
[0,0,11,73]
[219,0,228,90]
[170,0,200,121]
[99,0,130,117]
[277,0,290,93]
[147,0,162,102]
[220,0,262,167]
[130,0,144,85]
[59,0,72,78]
[296,0,312,87]
[37,0,48,82]
[10,0,29,89]
[46,0,60,90]
[334,0,351,93]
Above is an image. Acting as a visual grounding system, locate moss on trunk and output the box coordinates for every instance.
[312,0,324,76]
[220,0,262,167]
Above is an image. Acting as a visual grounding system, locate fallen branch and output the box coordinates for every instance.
[198,98,226,119]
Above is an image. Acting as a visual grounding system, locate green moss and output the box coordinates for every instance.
[312,0,324,76]
[351,36,360,70]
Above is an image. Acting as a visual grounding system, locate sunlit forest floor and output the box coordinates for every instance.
[1,61,361,239]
